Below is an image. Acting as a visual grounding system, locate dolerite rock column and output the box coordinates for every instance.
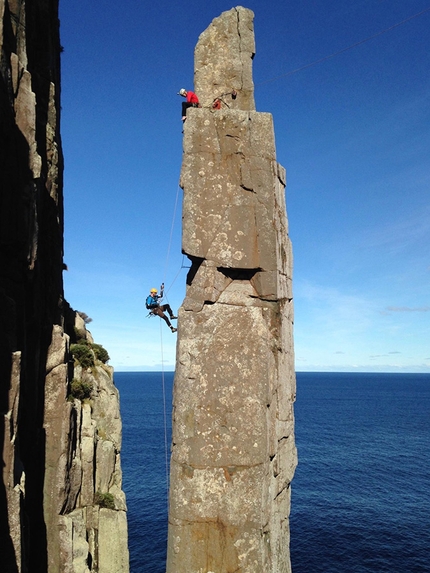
[1,1,129,571]
[166,7,297,573]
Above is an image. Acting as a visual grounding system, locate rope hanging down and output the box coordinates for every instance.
[159,320,170,508]
[256,7,430,86]
[162,182,182,289]
[152,4,430,513]
[156,180,184,506]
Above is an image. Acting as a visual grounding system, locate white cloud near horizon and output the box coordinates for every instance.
[385,306,430,312]
[293,279,429,372]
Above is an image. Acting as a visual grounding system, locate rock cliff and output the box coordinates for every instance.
[0,1,129,571]
[167,7,297,573]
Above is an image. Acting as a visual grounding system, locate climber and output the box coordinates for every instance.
[146,284,178,333]
[177,88,200,121]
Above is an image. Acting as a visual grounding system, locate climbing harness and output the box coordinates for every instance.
[209,89,238,111]
[148,179,188,505]
[152,5,430,506]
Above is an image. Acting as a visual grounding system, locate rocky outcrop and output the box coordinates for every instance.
[167,7,297,573]
[43,318,129,573]
[1,1,128,571]
[194,5,255,111]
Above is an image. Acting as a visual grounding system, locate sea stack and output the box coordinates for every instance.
[166,7,297,573]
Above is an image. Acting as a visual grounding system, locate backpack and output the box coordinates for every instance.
[146,296,158,310]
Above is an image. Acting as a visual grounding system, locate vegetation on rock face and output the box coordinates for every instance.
[91,343,110,364]
[70,341,110,367]
[77,311,93,324]
[94,492,115,510]
[70,343,95,369]
[70,378,93,401]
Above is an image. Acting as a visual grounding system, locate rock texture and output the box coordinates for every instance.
[43,319,129,573]
[167,7,297,573]
[194,5,255,111]
[0,1,129,571]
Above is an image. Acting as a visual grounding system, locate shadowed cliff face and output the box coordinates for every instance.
[1,2,129,571]
[166,8,297,573]
[1,1,64,569]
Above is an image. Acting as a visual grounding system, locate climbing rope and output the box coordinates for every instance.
[159,319,170,510]
[255,7,430,87]
[155,179,186,508]
[162,182,182,289]
[185,8,430,115]
[151,4,430,512]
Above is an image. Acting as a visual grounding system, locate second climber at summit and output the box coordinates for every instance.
[146,284,178,333]
[177,88,200,121]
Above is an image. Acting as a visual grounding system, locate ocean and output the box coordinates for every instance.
[114,371,430,573]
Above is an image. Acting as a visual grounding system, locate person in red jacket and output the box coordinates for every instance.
[178,88,200,121]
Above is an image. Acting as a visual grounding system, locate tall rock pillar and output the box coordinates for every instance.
[167,7,297,573]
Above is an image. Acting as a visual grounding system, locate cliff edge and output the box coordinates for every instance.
[0,1,129,571]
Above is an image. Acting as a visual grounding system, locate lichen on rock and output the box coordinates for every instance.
[167,7,297,573]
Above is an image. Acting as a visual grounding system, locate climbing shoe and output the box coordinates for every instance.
[170,327,177,333]
[171,316,178,320]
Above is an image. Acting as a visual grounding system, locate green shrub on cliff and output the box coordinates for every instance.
[94,491,115,510]
[91,343,110,364]
[77,311,93,324]
[70,343,94,369]
[70,378,93,400]
[71,340,110,365]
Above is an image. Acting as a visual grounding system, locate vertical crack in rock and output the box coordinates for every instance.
[194,6,255,111]
[235,8,244,93]
[167,7,297,573]
[1,2,129,571]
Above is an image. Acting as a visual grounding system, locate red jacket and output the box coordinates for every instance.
[186,91,199,104]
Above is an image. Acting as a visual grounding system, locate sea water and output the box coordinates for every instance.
[114,371,430,573]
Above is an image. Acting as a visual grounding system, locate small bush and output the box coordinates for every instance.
[70,343,94,369]
[91,343,110,364]
[94,492,115,510]
[70,378,93,401]
[77,311,93,324]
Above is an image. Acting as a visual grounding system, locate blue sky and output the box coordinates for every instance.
[59,1,430,373]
